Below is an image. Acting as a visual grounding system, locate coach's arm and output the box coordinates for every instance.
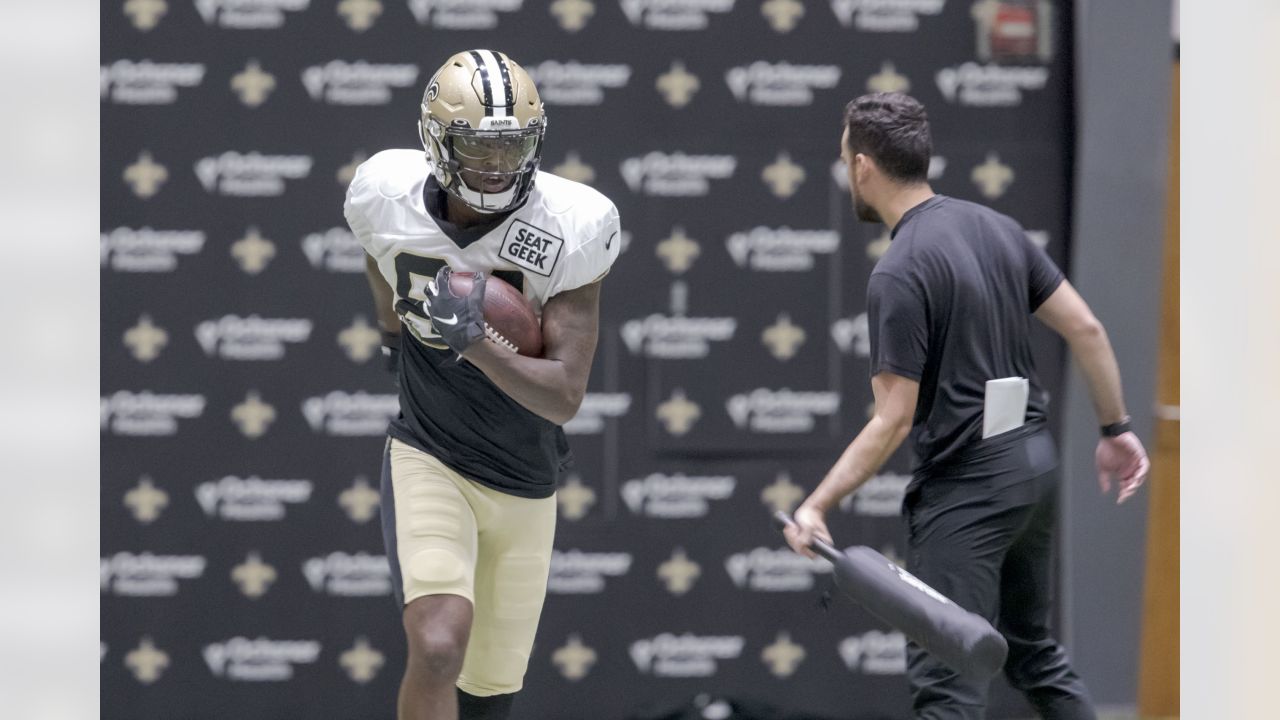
[1034,280,1150,503]
[785,372,919,558]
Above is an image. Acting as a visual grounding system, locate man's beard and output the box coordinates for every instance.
[853,192,882,223]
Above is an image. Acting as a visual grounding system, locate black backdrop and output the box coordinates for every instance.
[102,1,1073,717]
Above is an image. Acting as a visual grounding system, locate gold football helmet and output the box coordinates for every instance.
[418,50,547,214]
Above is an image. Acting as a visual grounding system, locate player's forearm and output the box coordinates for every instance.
[805,415,911,513]
[462,342,585,425]
[364,255,401,335]
[1067,322,1128,425]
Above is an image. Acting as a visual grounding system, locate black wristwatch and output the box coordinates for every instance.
[1100,416,1131,438]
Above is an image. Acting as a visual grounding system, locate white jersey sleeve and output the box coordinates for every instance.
[544,189,621,299]
[342,150,425,255]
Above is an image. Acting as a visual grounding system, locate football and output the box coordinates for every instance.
[448,272,543,357]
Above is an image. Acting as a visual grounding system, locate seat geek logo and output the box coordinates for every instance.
[525,61,631,106]
[630,633,745,677]
[935,63,1050,107]
[302,227,364,273]
[620,0,734,30]
[725,62,841,106]
[196,476,314,521]
[620,152,736,197]
[725,548,830,591]
[195,0,309,28]
[195,315,313,361]
[547,550,633,594]
[727,227,840,272]
[195,152,313,197]
[563,393,632,435]
[101,228,205,272]
[101,553,206,596]
[303,552,392,596]
[301,61,418,105]
[621,473,736,518]
[101,391,205,436]
[726,389,840,433]
[203,637,321,682]
[101,60,205,105]
[499,221,563,277]
[301,392,399,436]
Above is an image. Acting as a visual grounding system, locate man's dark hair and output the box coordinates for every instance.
[843,93,932,183]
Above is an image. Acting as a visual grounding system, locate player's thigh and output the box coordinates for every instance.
[458,488,557,696]
[386,438,480,607]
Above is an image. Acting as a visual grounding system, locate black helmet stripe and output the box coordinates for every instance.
[468,50,494,116]
[492,52,514,114]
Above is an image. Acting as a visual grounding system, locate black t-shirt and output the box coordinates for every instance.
[867,195,1065,483]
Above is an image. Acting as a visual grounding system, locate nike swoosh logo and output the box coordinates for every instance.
[434,314,458,326]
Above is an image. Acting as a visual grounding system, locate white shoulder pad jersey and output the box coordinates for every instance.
[342,149,620,498]
[345,149,620,347]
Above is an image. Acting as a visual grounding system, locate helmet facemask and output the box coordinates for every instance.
[420,112,545,214]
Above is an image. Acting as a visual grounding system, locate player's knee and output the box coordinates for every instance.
[406,626,467,680]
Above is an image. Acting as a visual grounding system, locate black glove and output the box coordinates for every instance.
[426,266,487,354]
[380,330,401,374]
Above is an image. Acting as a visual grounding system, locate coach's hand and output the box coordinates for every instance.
[785,503,834,560]
[1096,432,1150,504]
[426,266,487,355]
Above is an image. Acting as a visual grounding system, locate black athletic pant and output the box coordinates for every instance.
[903,471,1096,720]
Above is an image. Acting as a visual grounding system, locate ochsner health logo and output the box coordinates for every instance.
[302,552,392,596]
[101,391,206,436]
[203,637,321,682]
[301,227,364,273]
[100,228,206,273]
[620,152,736,197]
[100,552,206,597]
[725,62,841,106]
[195,0,310,29]
[935,63,1050,107]
[525,61,632,106]
[839,630,907,675]
[725,547,830,591]
[195,315,313,361]
[629,633,745,677]
[620,0,735,30]
[621,473,736,518]
[195,152,312,197]
[301,61,419,105]
[726,227,840,272]
[301,391,398,436]
[100,60,205,105]
[547,550,633,594]
[726,389,840,433]
[196,476,314,521]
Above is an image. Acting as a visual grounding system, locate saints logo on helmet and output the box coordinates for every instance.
[418,50,547,214]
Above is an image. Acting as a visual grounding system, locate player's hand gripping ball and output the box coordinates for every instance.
[428,266,543,357]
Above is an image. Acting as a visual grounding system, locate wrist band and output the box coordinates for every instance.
[1100,417,1131,438]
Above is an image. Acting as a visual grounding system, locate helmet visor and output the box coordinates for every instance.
[449,132,540,174]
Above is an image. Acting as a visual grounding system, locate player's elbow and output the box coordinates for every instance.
[548,387,586,427]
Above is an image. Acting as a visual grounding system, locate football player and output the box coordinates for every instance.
[344,49,620,720]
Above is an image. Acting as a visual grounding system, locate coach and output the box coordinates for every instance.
[784,93,1150,719]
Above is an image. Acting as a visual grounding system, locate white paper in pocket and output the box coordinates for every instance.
[982,377,1029,439]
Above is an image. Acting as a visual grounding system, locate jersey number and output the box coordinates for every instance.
[392,253,525,350]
